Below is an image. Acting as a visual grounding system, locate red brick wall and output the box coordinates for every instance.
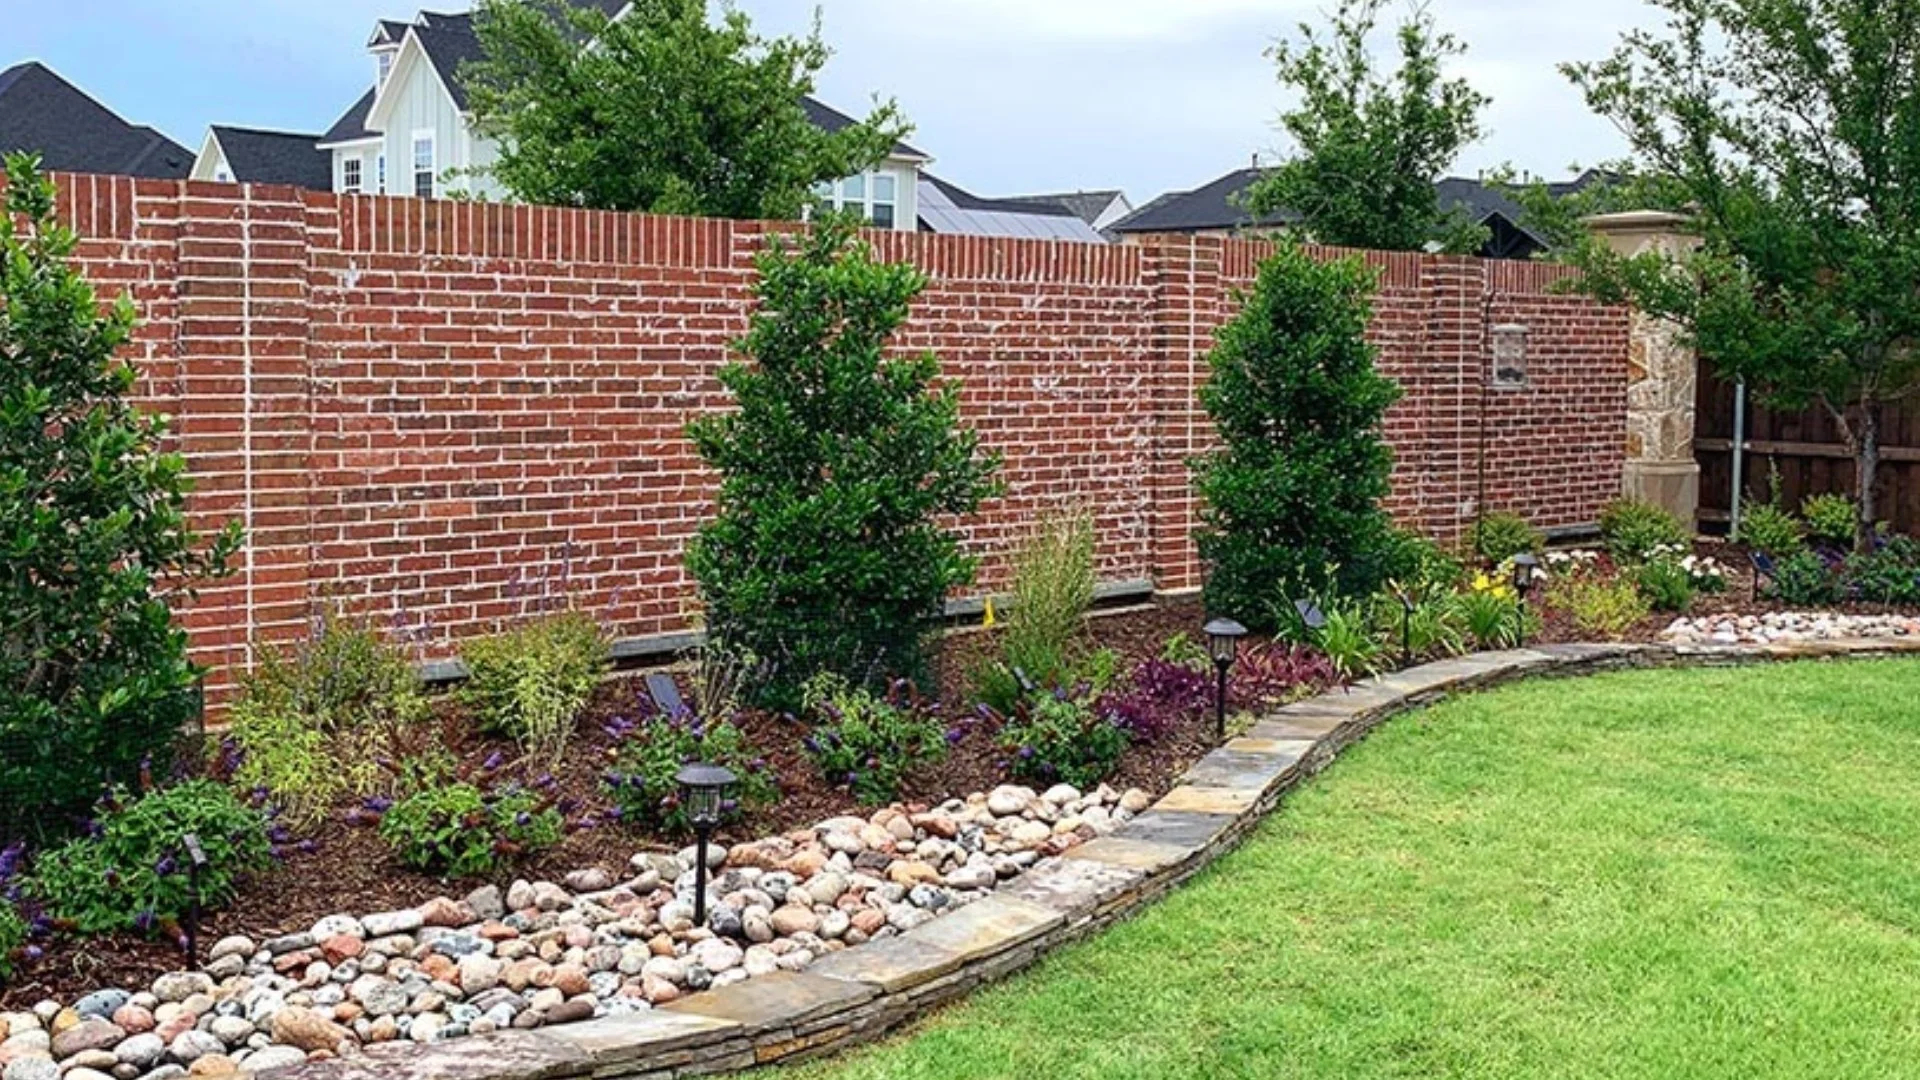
[49,174,1628,699]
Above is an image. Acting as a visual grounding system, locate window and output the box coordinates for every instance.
[377,51,394,88]
[376,154,387,195]
[412,133,435,199]
[1491,324,1530,388]
[817,170,903,229]
[341,156,363,194]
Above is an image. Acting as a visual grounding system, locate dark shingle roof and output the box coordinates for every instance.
[996,190,1125,227]
[210,126,332,190]
[1109,167,1292,234]
[923,174,1074,217]
[368,19,414,46]
[320,87,378,145]
[0,61,191,179]
[412,14,486,109]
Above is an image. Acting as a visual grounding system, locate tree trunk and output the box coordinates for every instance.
[1856,407,1880,554]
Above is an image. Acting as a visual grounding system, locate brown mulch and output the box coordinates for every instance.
[2,597,1212,1007]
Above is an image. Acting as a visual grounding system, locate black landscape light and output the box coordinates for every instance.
[1511,554,1541,646]
[676,762,737,926]
[1204,618,1249,741]
[1393,585,1417,669]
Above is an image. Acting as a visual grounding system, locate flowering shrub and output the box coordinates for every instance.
[801,675,952,806]
[1229,644,1340,711]
[1634,558,1696,613]
[378,781,563,878]
[996,691,1130,789]
[1547,564,1651,637]
[26,781,274,936]
[1599,497,1690,564]
[1767,550,1844,606]
[602,706,778,835]
[1454,570,1527,648]
[1097,658,1215,742]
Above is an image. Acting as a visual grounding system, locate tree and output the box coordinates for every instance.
[464,0,910,217]
[1559,0,1920,550]
[0,155,239,843]
[1245,0,1490,253]
[687,219,1000,707]
[1193,241,1404,630]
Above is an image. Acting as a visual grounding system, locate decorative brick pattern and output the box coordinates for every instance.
[46,174,1629,700]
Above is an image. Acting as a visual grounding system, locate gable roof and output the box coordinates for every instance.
[799,97,928,162]
[918,175,1105,242]
[0,61,191,179]
[1110,166,1603,257]
[208,126,333,190]
[319,87,378,146]
[995,190,1126,228]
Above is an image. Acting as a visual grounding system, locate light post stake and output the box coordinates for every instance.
[1204,619,1249,742]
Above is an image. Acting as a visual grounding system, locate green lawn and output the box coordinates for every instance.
[786,660,1920,1080]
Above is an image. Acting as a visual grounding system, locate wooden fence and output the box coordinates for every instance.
[1697,370,1920,532]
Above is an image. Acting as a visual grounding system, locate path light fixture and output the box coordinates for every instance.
[181,833,208,964]
[1392,584,1417,668]
[1511,554,1541,646]
[1204,619,1249,741]
[676,762,737,926]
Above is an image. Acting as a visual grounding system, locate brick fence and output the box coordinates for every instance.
[48,173,1629,697]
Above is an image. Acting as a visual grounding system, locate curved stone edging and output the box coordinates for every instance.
[257,638,1920,1080]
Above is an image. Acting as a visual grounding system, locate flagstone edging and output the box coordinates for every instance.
[255,638,1920,1080]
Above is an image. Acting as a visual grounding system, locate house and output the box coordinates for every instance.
[191,126,332,189]
[995,190,1134,237]
[189,3,1095,241]
[1110,166,1607,259]
[0,61,191,179]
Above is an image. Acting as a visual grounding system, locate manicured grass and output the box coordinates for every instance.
[786,660,1920,1080]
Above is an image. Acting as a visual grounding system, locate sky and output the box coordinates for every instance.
[8,0,1666,204]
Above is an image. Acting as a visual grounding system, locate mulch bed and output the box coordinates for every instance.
[2,597,1213,1008]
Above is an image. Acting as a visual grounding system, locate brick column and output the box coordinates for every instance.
[1585,210,1700,528]
[1140,235,1221,597]
[171,182,316,702]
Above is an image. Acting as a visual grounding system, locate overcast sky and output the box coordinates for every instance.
[11,0,1663,203]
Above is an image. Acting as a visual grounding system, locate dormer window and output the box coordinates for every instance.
[377,50,395,88]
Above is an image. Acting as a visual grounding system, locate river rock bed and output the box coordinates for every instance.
[1661,611,1920,645]
[0,783,1144,1080]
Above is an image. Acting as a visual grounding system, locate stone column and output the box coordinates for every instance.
[1584,210,1701,529]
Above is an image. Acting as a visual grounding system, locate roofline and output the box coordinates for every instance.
[315,134,383,150]
[210,124,326,140]
[365,29,464,133]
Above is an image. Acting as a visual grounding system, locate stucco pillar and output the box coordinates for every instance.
[1584,211,1701,529]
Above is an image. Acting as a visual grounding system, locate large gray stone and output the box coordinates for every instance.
[662,971,876,1034]
[805,935,962,994]
[899,894,1062,965]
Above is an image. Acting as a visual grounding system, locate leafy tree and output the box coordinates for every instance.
[687,219,1000,707]
[464,0,909,217]
[1193,241,1404,630]
[1245,0,1490,253]
[0,155,239,843]
[1558,0,1920,550]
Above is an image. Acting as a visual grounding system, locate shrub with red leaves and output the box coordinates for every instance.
[1230,644,1340,712]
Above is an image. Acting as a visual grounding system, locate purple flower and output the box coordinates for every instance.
[154,856,177,877]
[133,910,158,932]
[483,751,507,772]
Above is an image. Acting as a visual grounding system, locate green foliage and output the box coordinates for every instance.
[1193,242,1403,629]
[27,781,272,935]
[1560,0,1920,550]
[1600,498,1690,564]
[1740,501,1807,557]
[229,608,426,825]
[1316,607,1383,680]
[973,511,1097,713]
[0,898,23,980]
[1244,0,1490,253]
[1372,591,1466,661]
[459,610,608,763]
[378,782,562,878]
[997,693,1130,790]
[1471,511,1544,566]
[1766,551,1844,607]
[0,156,240,844]
[1842,538,1920,605]
[687,221,1000,708]
[1452,576,1526,649]
[1802,494,1860,549]
[1634,558,1697,614]
[604,711,778,835]
[1383,528,1465,599]
[464,0,908,217]
[802,674,949,806]
[1549,570,1653,638]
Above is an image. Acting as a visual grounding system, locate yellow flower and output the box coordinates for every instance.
[1472,573,1493,592]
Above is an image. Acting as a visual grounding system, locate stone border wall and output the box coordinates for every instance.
[260,637,1920,1079]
